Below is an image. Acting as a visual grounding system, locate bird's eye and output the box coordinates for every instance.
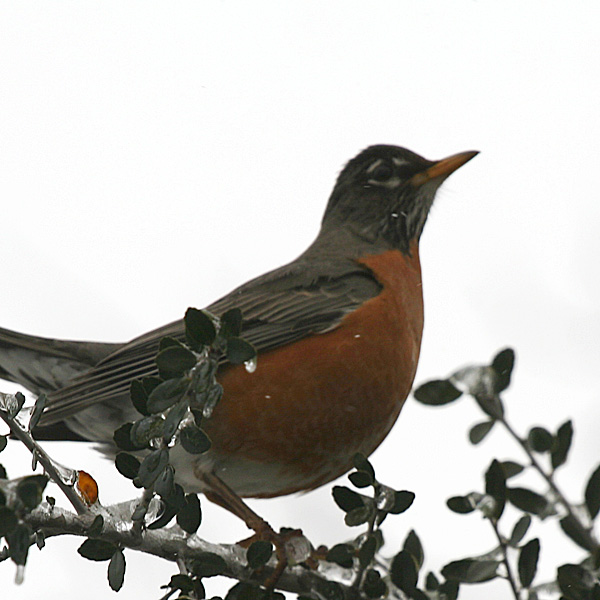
[369,162,394,181]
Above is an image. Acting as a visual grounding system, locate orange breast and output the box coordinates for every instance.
[202,243,424,497]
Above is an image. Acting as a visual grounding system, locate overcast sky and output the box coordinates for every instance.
[1,2,599,599]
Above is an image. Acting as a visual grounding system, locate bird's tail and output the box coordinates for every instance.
[0,326,118,396]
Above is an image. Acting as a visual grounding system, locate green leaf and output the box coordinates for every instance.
[6,523,31,565]
[353,453,375,479]
[528,427,554,453]
[500,460,525,479]
[162,398,189,441]
[469,420,494,445]
[557,563,594,597]
[226,337,256,365]
[349,471,373,488]
[403,529,424,570]
[363,569,387,599]
[413,379,462,406]
[17,475,48,510]
[509,515,531,547]
[154,465,175,499]
[559,515,596,552]
[113,422,145,451]
[220,308,243,339]
[156,345,197,380]
[129,414,165,447]
[508,487,549,516]
[332,485,365,512]
[442,559,499,583]
[390,550,417,594]
[518,538,539,588]
[177,493,202,534]
[146,499,179,530]
[425,571,439,591]
[490,348,515,392]
[86,515,104,538]
[473,392,505,420]
[108,548,126,592]
[327,543,354,568]
[358,534,377,568]
[345,505,372,527]
[247,540,273,569]
[28,393,46,432]
[115,452,140,480]
[185,308,216,349]
[447,495,475,514]
[0,506,19,537]
[147,377,188,414]
[190,551,227,578]
[130,379,150,416]
[10,391,26,417]
[585,464,600,520]
[179,425,211,454]
[551,420,573,470]
[137,448,169,488]
[485,459,506,520]
[389,490,415,514]
[78,538,117,561]
[166,574,194,594]
[438,581,459,600]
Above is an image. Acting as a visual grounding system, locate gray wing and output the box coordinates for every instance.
[38,259,382,426]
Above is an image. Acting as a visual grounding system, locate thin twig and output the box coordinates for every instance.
[499,414,598,552]
[490,518,520,600]
[0,407,88,515]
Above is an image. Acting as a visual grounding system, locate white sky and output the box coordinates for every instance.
[1,2,599,599]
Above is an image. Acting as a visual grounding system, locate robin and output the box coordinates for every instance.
[0,145,477,532]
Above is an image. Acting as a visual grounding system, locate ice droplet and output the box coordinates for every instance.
[375,484,396,511]
[52,460,78,486]
[15,565,25,585]
[244,356,257,373]
[284,533,312,566]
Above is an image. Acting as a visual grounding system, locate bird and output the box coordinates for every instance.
[0,145,477,531]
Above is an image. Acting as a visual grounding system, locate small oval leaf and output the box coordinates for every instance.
[332,486,365,512]
[156,345,196,380]
[390,550,418,593]
[490,348,515,392]
[220,308,243,339]
[226,337,257,365]
[177,493,202,534]
[508,487,549,516]
[327,543,354,569]
[551,420,573,470]
[185,308,216,349]
[584,464,600,520]
[442,558,499,583]
[389,490,415,515]
[115,452,141,480]
[179,425,211,455]
[247,540,273,569]
[469,420,494,445]
[447,495,476,514]
[518,538,539,588]
[509,515,531,547]
[108,548,126,592]
[413,379,462,406]
[78,539,117,562]
[528,427,554,453]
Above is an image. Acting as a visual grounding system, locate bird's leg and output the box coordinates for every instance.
[200,471,309,589]
[200,470,275,537]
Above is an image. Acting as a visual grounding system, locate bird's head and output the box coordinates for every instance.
[322,145,478,253]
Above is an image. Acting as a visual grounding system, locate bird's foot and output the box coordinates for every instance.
[239,526,313,589]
